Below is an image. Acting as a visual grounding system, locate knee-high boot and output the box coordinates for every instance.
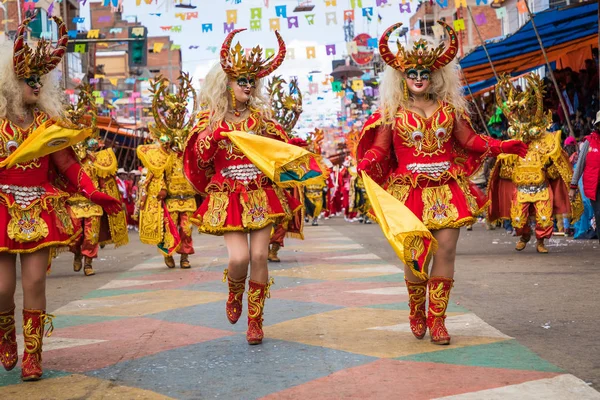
[224,269,246,324]
[405,279,427,339]
[22,309,54,381]
[427,277,453,345]
[246,279,273,345]
[0,307,18,371]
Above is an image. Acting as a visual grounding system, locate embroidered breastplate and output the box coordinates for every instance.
[393,102,455,157]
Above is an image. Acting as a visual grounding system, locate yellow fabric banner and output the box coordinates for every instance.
[0,121,91,168]
[222,130,326,188]
[361,172,437,280]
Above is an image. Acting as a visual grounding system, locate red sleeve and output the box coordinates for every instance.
[50,148,98,196]
[263,118,290,142]
[195,127,218,164]
[357,124,392,172]
[454,116,503,157]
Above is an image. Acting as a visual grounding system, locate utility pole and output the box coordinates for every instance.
[61,0,69,88]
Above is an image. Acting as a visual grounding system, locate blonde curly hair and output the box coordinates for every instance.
[199,63,272,130]
[378,36,468,124]
[0,42,65,120]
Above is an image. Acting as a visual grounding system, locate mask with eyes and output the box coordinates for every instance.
[236,76,256,88]
[24,75,43,89]
[496,73,551,143]
[405,69,431,82]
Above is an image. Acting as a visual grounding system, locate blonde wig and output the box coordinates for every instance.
[378,37,468,124]
[0,42,65,120]
[199,63,272,130]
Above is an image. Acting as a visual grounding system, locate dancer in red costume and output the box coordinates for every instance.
[0,16,121,380]
[357,21,527,345]
[184,29,300,345]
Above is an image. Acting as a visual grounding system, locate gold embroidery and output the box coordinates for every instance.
[7,206,49,243]
[241,189,269,229]
[421,185,459,229]
[535,198,554,228]
[387,182,410,203]
[394,102,455,157]
[510,202,527,228]
[428,280,451,317]
[88,215,101,245]
[139,177,164,245]
[456,176,480,215]
[166,155,197,200]
[498,158,515,179]
[68,198,103,218]
[517,186,549,203]
[218,139,246,160]
[204,192,229,228]
[52,199,75,235]
[404,235,425,267]
[196,134,213,155]
[99,176,129,247]
[94,148,118,178]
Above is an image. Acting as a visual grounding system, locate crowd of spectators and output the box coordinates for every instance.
[470,56,599,142]
[467,55,599,239]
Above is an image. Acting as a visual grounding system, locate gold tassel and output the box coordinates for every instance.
[403,80,409,100]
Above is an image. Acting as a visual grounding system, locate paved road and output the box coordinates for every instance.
[331,217,600,390]
[1,220,598,399]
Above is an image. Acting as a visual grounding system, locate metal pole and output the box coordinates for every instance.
[523,0,575,137]
[61,0,68,88]
[0,4,9,33]
[460,69,492,137]
[16,0,22,24]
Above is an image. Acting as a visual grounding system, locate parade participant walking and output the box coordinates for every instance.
[569,111,600,242]
[488,74,582,253]
[183,29,300,345]
[0,16,121,380]
[67,86,128,276]
[357,21,528,345]
[137,74,198,268]
[304,128,327,226]
[266,76,305,262]
[116,168,131,224]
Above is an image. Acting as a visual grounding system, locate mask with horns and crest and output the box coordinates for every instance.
[13,13,69,86]
[378,20,458,75]
[495,73,551,143]
[148,73,198,154]
[220,29,286,81]
[267,75,302,133]
[66,84,100,159]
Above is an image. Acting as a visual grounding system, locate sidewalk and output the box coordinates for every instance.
[0,226,598,399]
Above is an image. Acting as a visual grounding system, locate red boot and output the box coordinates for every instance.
[246,279,273,345]
[22,309,54,381]
[427,277,453,345]
[223,269,246,324]
[0,307,18,371]
[405,279,427,339]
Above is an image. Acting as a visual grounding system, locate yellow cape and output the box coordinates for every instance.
[362,172,437,280]
[0,121,92,168]
[223,130,326,187]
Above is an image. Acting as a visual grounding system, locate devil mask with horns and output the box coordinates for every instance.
[149,73,198,154]
[379,21,458,97]
[220,29,286,117]
[13,14,69,90]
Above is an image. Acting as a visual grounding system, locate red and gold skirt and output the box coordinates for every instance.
[0,183,81,254]
[384,174,487,231]
[192,182,301,235]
